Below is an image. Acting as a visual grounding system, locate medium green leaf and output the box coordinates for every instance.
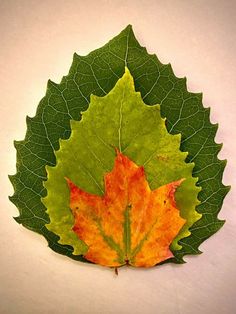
[10,25,229,262]
[43,68,200,256]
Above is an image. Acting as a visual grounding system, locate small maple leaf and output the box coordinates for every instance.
[66,150,185,268]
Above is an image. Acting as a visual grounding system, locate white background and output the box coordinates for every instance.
[0,1,235,313]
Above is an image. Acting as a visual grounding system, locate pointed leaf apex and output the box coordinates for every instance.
[121,67,135,90]
[122,24,134,34]
[73,52,80,59]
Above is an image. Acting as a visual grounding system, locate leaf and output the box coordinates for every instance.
[43,69,200,257]
[66,150,185,267]
[9,25,229,262]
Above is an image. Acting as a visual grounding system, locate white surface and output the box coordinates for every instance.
[0,1,235,313]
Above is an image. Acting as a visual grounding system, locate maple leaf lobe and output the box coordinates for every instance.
[67,150,185,267]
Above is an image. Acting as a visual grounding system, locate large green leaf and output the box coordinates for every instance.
[9,25,229,262]
[43,68,201,256]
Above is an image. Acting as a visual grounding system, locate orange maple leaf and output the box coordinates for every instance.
[66,150,185,267]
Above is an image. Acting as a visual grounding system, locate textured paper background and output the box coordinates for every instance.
[0,1,235,313]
